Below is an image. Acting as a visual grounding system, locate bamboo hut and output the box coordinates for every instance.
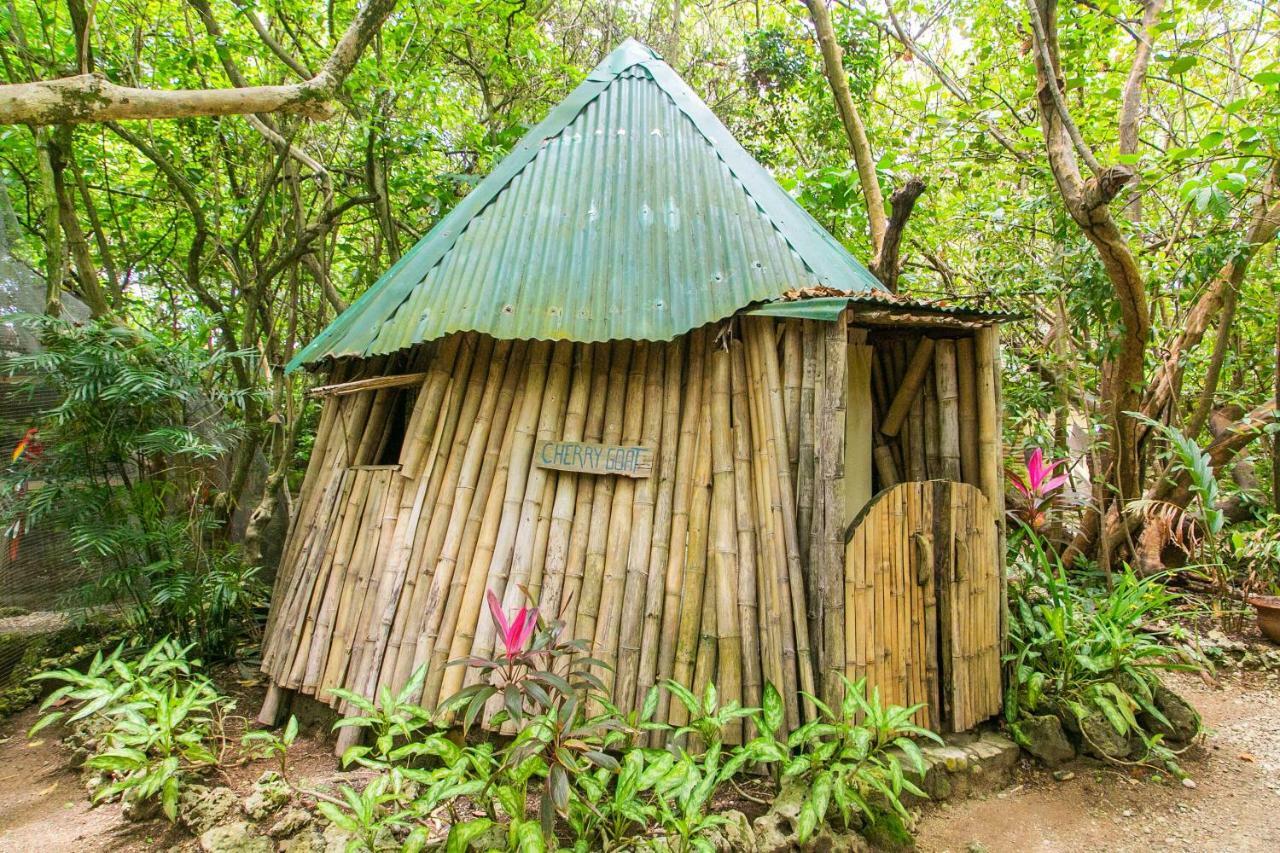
[259,40,1011,748]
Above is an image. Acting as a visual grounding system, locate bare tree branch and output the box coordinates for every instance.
[0,0,396,125]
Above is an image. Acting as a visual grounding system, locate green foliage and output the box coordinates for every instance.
[1005,530,1202,773]
[1,315,264,659]
[1229,513,1280,597]
[29,638,227,821]
[241,714,299,782]
[760,679,940,845]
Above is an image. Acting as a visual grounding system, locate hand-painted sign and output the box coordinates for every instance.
[534,440,654,478]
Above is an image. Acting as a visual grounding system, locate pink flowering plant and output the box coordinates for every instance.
[1006,447,1071,532]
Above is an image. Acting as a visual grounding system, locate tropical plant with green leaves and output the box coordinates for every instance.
[0,315,263,659]
[241,714,300,783]
[759,678,940,845]
[1005,528,1202,774]
[314,772,431,853]
[29,638,227,820]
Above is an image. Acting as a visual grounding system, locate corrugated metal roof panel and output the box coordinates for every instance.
[290,39,884,370]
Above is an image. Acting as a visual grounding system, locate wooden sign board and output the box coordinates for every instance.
[534,440,654,478]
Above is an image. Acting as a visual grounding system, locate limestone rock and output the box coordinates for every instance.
[709,809,757,852]
[121,789,162,822]
[242,770,291,820]
[1148,684,1201,744]
[1010,715,1076,767]
[1078,709,1131,761]
[278,829,326,852]
[267,806,314,839]
[199,821,273,853]
[180,785,243,836]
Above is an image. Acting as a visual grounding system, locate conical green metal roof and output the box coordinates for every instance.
[290,39,884,370]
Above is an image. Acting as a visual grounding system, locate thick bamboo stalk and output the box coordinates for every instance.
[934,340,962,482]
[654,328,706,729]
[797,321,819,569]
[707,345,742,741]
[880,337,936,437]
[558,345,612,640]
[539,344,594,618]
[728,339,763,729]
[592,342,650,705]
[906,342,929,482]
[956,337,980,486]
[804,324,824,663]
[846,329,873,519]
[744,326,798,729]
[573,340,631,649]
[614,345,666,710]
[309,371,429,398]
[818,316,848,705]
[976,325,1007,654]
[636,339,684,708]
[782,320,803,488]
[669,348,713,727]
[922,364,941,479]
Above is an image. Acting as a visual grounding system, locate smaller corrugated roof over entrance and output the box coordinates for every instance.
[290,39,885,370]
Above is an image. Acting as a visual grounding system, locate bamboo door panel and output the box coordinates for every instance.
[844,480,1001,732]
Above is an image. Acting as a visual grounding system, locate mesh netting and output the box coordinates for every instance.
[1,181,93,692]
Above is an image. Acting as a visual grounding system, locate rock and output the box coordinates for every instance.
[278,830,326,853]
[83,771,110,801]
[267,807,314,839]
[180,785,243,836]
[1052,770,1075,782]
[1078,709,1132,761]
[805,824,871,852]
[1149,684,1201,744]
[1182,778,1197,789]
[709,809,757,853]
[242,770,291,820]
[754,779,806,853]
[862,812,914,852]
[121,789,162,822]
[1011,715,1076,767]
[199,821,273,853]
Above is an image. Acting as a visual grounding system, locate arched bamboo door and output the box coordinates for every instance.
[843,480,1002,733]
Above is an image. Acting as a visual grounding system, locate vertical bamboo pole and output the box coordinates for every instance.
[539,344,594,618]
[956,337,980,487]
[574,341,631,648]
[558,344,611,640]
[797,321,819,567]
[729,339,762,728]
[592,342,650,707]
[782,320,803,489]
[818,316,849,705]
[400,335,462,477]
[669,339,714,726]
[636,338,685,709]
[654,328,706,729]
[707,345,742,741]
[934,340,962,482]
[922,361,942,480]
[615,345,666,710]
[976,324,1007,660]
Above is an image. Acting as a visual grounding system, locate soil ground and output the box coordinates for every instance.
[915,669,1280,852]
[0,666,1275,851]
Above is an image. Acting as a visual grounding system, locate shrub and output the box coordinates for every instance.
[1005,528,1202,773]
[1,315,263,659]
[30,637,228,820]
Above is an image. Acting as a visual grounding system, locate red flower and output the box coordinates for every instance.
[486,589,538,662]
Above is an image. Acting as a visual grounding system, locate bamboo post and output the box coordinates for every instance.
[592,342,650,706]
[818,316,849,705]
[400,335,462,477]
[573,341,631,649]
[955,337,980,486]
[707,345,742,741]
[728,339,762,729]
[934,340,962,482]
[654,328,706,729]
[614,345,666,710]
[782,320,803,488]
[636,339,684,708]
[976,325,1007,656]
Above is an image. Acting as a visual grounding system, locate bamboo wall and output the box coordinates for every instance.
[260,315,1006,742]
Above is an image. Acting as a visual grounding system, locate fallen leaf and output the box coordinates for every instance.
[26,739,45,749]
[37,782,58,797]
[1238,753,1255,762]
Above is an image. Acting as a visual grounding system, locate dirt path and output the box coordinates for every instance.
[0,668,1276,851]
[0,708,171,852]
[916,670,1280,852]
